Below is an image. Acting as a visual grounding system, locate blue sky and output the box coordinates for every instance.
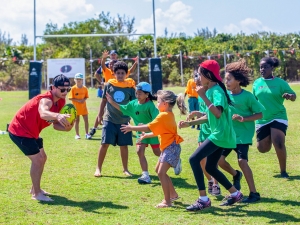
[1,0,299,45]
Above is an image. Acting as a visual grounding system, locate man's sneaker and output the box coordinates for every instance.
[89,128,96,137]
[242,192,260,203]
[208,181,213,194]
[220,191,243,206]
[281,171,289,178]
[137,174,151,184]
[211,185,221,196]
[186,198,211,211]
[233,170,243,190]
[75,135,81,140]
[85,134,92,139]
[174,158,182,175]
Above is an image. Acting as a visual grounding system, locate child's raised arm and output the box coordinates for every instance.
[106,93,121,111]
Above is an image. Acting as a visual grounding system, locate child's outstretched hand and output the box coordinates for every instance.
[102,50,109,59]
[120,122,132,134]
[137,132,146,143]
[282,93,294,100]
[178,120,190,129]
[187,111,201,121]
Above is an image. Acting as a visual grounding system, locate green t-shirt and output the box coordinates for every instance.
[229,90,265,144]
[206,85,236,148]
[252,77,295,125]
[120,99,159,145]
[198,97,210,143]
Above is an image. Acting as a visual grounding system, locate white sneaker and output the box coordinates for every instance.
[85,134,92,139]
[174,158,182,175]
[137,174,151,184]
[75,135,81,140]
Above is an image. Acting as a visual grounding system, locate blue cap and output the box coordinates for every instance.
[74,73,84,79]
[136,82,151,93]
[110,50,118,55]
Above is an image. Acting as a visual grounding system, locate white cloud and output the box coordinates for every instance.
[136,1,193,36]
[223,18,272,34]
[0,0,95,45]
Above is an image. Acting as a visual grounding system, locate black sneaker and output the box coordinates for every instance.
[220,191,243,206]
[233,170,243,190]
[280,171,289,178]
[191,125,195,129]
[208,181,213,194]
[89,128,96,137]
[186,198,211,211]
[197,125,200,130]
[242,192,260,203]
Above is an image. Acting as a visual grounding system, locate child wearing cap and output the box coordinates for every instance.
[105,81,161,184]
[94,61,136,177]
[68,73,91,140]
[179,60,243,211]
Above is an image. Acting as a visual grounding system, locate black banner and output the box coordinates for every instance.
[29,62,43,99]
[149,58,162,95]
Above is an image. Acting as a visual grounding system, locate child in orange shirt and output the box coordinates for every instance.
[68,73,91,139]
[121,90,187,208]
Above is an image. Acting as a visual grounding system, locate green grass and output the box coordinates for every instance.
[0,85,300,225]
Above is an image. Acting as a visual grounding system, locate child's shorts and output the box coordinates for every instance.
[101,120,133,146]
[159,141,181,168]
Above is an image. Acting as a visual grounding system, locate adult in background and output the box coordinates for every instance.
[8,74,74,201]
[253,57,296,178]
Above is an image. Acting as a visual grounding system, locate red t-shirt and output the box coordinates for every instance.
[8,91,65,139]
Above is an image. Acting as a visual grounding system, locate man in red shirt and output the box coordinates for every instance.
[8,74,74,201]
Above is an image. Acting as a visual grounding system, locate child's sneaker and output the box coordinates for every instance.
[137,174,151,184]
[75,135,81,140]
[211,185,221,196]
[242,192,260,203]
[197,125,200,130]
[186,198,211,211]
[208,181,213,194]
[174,158,182,175]
[280,171,289,178]
[89,128,96,136]
[85,134,92,139]
[220,191,243,206]
[233,170,243,190]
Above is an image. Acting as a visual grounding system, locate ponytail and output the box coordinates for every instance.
[176,93,187,115]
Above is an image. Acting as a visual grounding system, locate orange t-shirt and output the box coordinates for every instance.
[148,112,183,151]
[69,85,89,116]
[185,79,198,98]
[103,68,131,82]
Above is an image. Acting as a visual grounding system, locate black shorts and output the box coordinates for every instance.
[222,144,250,161]
[9,132,43,156]
[256,121,287,142]
[101,121,133,146]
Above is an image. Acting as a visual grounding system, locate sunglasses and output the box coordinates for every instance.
[56,86,71,93]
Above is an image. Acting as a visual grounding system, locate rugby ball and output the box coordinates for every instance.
[59,104,77,123]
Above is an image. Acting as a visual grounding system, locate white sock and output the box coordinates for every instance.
[213,184,220,187]
[230,191,239,197]
[199,196,209,202]
[208,179,213,183]
[142,171,149,176]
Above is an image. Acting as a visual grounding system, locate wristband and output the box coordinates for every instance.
[240,117,244,122]
[208,103,214,109]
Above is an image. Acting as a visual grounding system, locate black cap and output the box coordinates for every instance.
[53,74,70,87]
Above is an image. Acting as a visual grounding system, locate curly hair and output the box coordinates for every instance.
[260,57,280,68]
[225,59,251,87]
[113,61,128,74]
[157,90,187,115]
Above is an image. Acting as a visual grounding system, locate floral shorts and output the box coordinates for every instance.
[159,141,181,168]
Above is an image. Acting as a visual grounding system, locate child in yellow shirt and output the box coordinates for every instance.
[68,73,91,139]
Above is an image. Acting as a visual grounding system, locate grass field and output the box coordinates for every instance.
[0,85,300,225]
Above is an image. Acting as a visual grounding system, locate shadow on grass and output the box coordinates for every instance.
[41,195,128,214]
[273,174,300,180]
[175,197,300,223]
[88,138,102,141]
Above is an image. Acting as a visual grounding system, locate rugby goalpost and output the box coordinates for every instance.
[33,0,158,88]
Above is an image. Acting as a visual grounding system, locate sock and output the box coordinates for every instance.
[230,191,239,197]
[208,179,213,183]
[213,184,220,187]
[142,171,149,176]
[199,196,208,202]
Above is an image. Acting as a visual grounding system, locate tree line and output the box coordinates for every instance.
[1,12,300,90]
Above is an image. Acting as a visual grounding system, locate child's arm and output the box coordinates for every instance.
[129,57,138,73]
[68,98,85,103]
[101,50,109,71]
[120,123,151,134]
[178,115,208,129]
[98,98,107,125]
[232,113,262,122]
[137,132,156,143]
[106,93,121,111]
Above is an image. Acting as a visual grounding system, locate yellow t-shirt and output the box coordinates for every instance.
[68,85,89,115]
[148,112,183,151]
[185,79,198,98]
[103,68,131,82]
